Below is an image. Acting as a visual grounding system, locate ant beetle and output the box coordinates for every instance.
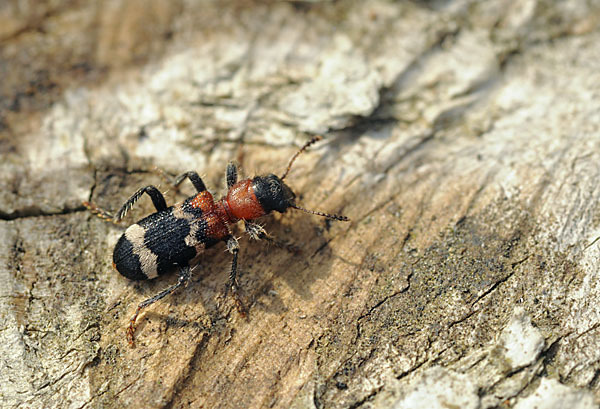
[84,136,348,345]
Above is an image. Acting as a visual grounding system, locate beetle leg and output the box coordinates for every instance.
[226,162,238,189]
[244,221,301,254]
[173,171,207,193]
[225,236,246,316]
[126,265,192,346]
[114,185,168,222]
[83,201,118,224]
[243,221,269,241]
[84,185,168,224]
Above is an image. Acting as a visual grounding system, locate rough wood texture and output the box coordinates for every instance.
[2,1,600,408]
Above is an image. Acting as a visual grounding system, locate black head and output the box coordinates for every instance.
[252,174,296,214]
[251,136,349,222]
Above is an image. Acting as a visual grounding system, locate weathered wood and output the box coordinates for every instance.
[2,1,600,408]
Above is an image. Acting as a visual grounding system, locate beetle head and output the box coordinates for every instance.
[252,174,296,214]
[251,136,349,221]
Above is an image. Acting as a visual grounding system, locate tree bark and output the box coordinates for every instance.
[1,1,600,408]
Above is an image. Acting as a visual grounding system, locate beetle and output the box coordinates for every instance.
[84,136,348,345]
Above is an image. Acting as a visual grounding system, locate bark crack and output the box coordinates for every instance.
[0,204,88,221]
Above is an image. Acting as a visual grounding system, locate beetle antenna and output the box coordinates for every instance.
[290,204,349,221]
[281,136,323,180]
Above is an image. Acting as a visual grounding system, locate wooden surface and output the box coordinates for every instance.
[2,1,600,408]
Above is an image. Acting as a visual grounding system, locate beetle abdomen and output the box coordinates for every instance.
[113,208,198,280]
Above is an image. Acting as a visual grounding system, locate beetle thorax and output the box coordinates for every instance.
[222,179,265,221]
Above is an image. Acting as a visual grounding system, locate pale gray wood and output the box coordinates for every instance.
[1,1,600,408]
